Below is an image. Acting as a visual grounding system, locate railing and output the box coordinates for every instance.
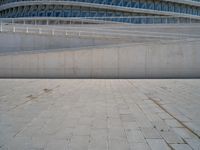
[0,21,133,39]
[1,16,200,25]
[0,23,106,38]
[1,17,200,40]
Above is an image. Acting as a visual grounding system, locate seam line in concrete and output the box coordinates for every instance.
[148,96,200,139]
[127,80,200,140]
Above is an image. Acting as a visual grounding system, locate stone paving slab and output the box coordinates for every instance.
[0,79,200,150]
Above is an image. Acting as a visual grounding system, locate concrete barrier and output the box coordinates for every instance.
[0,39,200,78]
[0,32,120,52]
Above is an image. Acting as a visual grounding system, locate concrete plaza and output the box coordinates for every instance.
[0,79,200,150]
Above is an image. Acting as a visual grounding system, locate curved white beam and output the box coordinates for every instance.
[0,1,200,20]
[162,0,200,7]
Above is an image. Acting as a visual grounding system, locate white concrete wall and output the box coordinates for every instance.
[0,33,119,52]
[0,40,200,78]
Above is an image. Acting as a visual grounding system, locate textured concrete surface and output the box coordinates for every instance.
[1,24,200,78]
[0,32,121,52]
[1,23,200,53]
[0,79,200,150]
[0,39,200,78]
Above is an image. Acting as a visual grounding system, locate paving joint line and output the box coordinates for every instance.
[127,79,200,140]
[8,85,60,112]
[12,81,83,139]
[148,96,200,139]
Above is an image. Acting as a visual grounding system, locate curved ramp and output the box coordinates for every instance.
[0,24,200,78]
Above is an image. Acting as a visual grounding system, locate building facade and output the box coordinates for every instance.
[0,0,200,23]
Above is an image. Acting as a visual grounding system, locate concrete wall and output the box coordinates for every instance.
[0,33,120,52]
[0,40,200,78]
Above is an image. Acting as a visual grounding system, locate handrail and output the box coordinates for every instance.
[1,22,200,39]
[1,16,200,25]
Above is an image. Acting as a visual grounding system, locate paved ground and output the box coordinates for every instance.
[0,79,200,150]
